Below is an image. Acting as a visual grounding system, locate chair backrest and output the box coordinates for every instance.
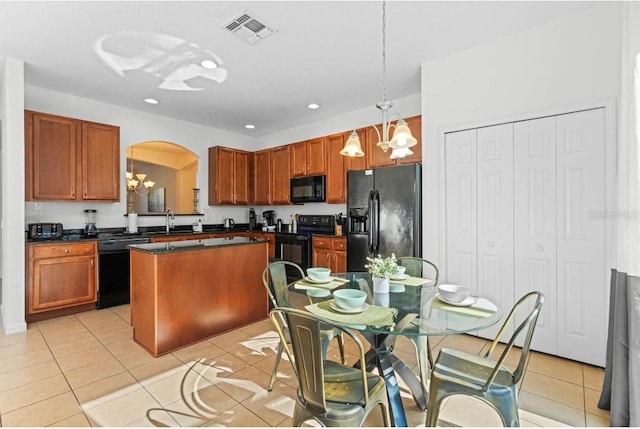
[270,307,371,412]
[397,257,439,284]
[262,261,305,307]
[482,291,545,391]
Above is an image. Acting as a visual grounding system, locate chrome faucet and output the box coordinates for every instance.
[165,208,175,234]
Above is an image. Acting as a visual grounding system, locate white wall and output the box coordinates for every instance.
[1,58,27,334]
[421,3,622,268]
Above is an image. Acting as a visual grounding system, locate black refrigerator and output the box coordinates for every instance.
[347,164,422,271]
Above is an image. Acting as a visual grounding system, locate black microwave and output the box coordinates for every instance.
[290,175,326,203]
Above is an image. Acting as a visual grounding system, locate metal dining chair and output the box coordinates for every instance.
[262,261,345,391]
[426,291,545,427]
[396,256,439,405]
[270,307,391,427]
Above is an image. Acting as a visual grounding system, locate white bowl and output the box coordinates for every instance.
[394,266,407,276]
[437,284,470,303]
[266,225,276,232]
[333,289,367,310]
[307,267,331,282]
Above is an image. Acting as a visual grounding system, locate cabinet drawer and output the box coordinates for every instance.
[331,238,346,251]
[312,237,331,250]
[31,242,96,259]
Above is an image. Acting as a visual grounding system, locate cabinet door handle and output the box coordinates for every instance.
[64,248,69,253]
[71,187,75,198]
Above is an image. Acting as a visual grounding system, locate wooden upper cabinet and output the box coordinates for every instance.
[345,128,368,172]
[366,115,422,168]
[290,141,307,177]
[325,133,346,204]
[208,146,251,205]
[253,149,272,205]
[366,124,396,168]
[291,137,326,177]
[25,110,120,201]
[81,121,120,200]
[271,145,291,205]
[395,115,422,165]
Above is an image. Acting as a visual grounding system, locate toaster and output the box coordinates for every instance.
[27,223,63,240]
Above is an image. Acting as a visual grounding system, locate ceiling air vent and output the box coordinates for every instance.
[224,11,275,45]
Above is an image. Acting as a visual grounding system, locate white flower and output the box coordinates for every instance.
[365,253,398,279]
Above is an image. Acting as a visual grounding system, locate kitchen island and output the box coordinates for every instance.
[129,236,268,357]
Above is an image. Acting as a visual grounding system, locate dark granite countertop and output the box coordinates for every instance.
[128,236,268,254]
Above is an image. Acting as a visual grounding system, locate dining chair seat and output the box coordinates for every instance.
[426,291,545,427]
[262,261,345,391]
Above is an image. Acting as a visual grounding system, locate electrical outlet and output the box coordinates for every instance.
[33,202,41,211]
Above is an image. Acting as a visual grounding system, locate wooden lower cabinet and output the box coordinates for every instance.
[312,236,346,272]
[26,241,97,319]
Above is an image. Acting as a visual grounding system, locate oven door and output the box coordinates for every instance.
[275,233,311,277]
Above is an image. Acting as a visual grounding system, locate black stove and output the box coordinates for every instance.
[275,215,335,277]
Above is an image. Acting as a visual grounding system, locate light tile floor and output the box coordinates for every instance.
[0,304,610,427]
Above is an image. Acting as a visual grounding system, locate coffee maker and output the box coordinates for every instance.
[262,210,276,227]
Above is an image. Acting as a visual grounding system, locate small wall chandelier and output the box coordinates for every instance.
[126,147,155,196]
[340,0,417,159]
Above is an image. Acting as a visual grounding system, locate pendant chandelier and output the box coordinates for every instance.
[126,147,155,196]
[340,0,417,159]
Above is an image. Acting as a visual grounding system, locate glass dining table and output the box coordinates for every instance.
[282,271,502,427]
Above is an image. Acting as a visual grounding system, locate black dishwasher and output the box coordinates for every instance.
[97,236,150,309]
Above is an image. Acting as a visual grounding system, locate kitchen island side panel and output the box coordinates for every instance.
[131,241,268,356]
[130,250,159,356]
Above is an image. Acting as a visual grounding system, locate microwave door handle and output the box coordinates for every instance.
[368,190,375,254]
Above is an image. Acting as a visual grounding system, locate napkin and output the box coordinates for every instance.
[389,276,435,287]
[305,300,397,327]
[431,296,497,318]
[294,277,349,291]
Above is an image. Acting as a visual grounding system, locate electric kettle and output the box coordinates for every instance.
[224,218,235,229]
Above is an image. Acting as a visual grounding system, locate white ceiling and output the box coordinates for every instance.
[0,1,599,136]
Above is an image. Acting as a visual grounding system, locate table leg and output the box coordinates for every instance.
[376,342,408,427]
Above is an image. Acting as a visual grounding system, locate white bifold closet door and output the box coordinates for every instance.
[476,124,515,340]
[445,129,478,294]
[444,108,607,366]
[513,116,558,354]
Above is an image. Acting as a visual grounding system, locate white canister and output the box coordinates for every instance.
[127,213,138,233]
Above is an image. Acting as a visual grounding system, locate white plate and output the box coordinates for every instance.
[330,301,369,314]
[305,276,333,284]
[437,294,477,307]
[391,273,409,280]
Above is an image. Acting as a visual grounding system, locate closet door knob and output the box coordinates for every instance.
[488,241,495,248]
[536,245,544,251]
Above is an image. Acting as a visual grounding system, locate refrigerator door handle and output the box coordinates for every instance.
[368,190,375,253]
[373,190,380,254]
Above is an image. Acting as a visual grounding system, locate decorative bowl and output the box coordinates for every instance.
[307,267,331,282]
[437,284,470,303]
[333,289,367,310]
[266,225,276,231]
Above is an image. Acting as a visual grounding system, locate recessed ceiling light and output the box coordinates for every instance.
[307,103,320,109]
[245,124,255,129]
[200,60,218,69]
[144,98,159,104]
